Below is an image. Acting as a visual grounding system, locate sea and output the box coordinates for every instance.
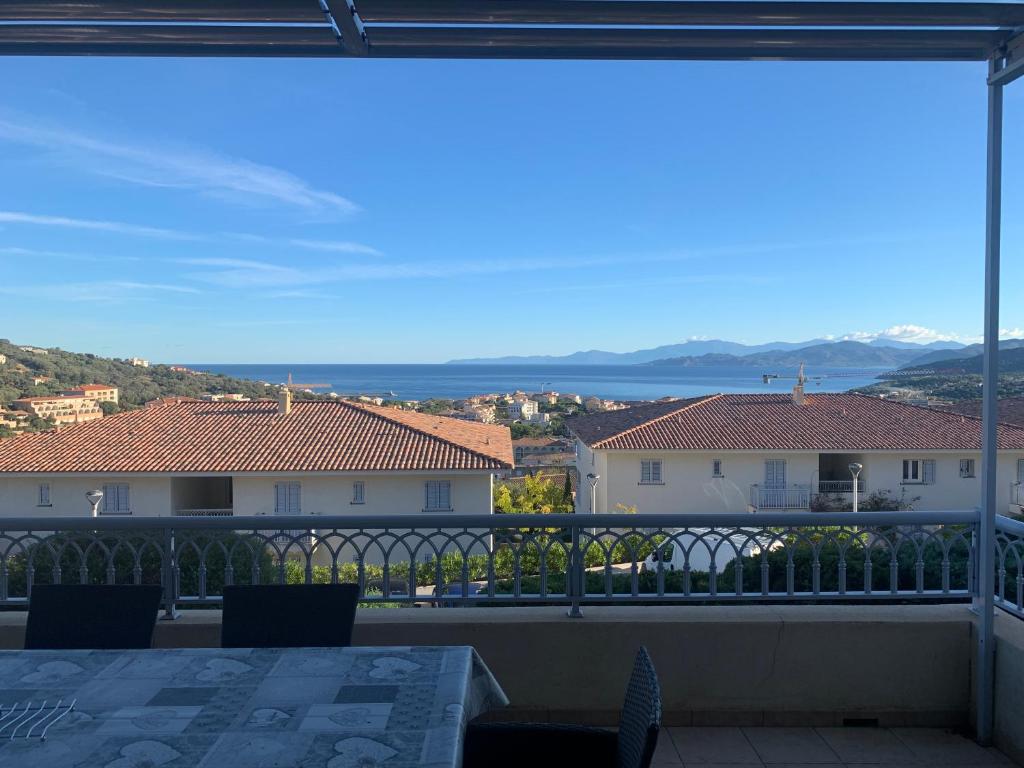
[186,364,888,402]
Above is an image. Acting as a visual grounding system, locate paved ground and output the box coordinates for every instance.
[652,727,1019,767]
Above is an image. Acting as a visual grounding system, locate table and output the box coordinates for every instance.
[0,645,508,768]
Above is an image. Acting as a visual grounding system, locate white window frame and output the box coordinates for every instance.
[424,480,452,512]
[274,482,302,515]
[712,459,724,478]
[101,483,131,515]
[352,481,365,505]
[960,458,976,478]
[902,459,936,485]
[37,483,51,507]
[640,459,663,485]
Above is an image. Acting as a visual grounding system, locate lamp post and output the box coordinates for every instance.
[586,473,600,515]
[848,463,863,512]
[85,489,103,518]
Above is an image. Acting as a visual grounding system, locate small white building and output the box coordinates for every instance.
[569,392,1024,515]
[508,400,539,421]
[129,357,149,367]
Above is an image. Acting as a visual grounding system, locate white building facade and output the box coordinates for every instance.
[570,393,1024,516]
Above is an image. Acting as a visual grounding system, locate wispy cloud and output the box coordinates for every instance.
[286,239,382,256]
[0,245,142,262]
[0,211,195,240]
[834,324,1024,345]
[0,115,359,216]
[0,281,201,302]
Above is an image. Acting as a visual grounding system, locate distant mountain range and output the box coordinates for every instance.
[649,341,931,369]
[447,337,966,367]
[901,341,1024,373]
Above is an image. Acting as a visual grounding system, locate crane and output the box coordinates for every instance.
[762,364,940,386]
[283,372,330,391]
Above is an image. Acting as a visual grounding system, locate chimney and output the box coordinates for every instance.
[791,383,805,406]
[791,361,807,406]
[277,387,292,416]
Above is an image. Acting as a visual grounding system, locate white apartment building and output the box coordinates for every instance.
[63,384,119,404]
[11,394,103,425]
[508,400,539,420]
[0,395,512,524]
[569,392,1024,515]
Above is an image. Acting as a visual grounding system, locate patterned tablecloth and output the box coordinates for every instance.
[0,645,508,768]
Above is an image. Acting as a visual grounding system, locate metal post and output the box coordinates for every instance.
[161,526,180,620]
[975,60,1003,746]
[567,522,583,618]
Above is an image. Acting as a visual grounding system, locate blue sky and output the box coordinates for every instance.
[0,56,1021,363]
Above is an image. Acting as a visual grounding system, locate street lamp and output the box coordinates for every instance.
[85,489,103,518]
[848,463,864,513]
[586,473,600,515]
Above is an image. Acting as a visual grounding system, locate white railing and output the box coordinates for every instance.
[174,508,234,517]
[0,511,976,617]
[749,485,811,510]
[817,480,866,494]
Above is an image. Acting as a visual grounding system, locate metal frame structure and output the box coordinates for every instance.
[0,0,1021,744]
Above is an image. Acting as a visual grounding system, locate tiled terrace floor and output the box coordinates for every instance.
[653,727,1019,767]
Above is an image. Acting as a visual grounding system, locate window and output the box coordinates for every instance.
[274,482,301,515]
[902,459,936,484]
[101,483,130,515]
[352,481,365,504]
[960,459,976,478]
[712,459,723,478]
[424,481,452,511]
[37,483,51,507]
[764,459,787,489]
[640,459,663,484]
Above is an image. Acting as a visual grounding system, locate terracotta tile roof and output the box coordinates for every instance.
[938,398,1024,428]
[568,393,1024,451]
[0,400,512,473]
[66,384,115,392]
[13,394,86,403]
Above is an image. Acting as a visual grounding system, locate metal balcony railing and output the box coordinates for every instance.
[749,485,812,510]
[174,508,234,517]
[817,480,866,494]
[0,511,978,617]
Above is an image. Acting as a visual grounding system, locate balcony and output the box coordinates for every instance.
[2,510,1024,764]
[817,479,866,495]
[174,507,234,516]
[749,485,811,510]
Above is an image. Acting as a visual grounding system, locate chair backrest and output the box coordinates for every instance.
[221,584,359,648]
[25,584,163,650]
[616,646,662,768]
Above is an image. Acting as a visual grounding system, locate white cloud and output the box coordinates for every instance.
[0,281,200,302]
[839,325,968,344]
[287,239,382,256]
[0,211,195,240]
[0,115,358,216]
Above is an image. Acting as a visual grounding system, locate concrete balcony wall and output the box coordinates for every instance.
[0,604,973,727]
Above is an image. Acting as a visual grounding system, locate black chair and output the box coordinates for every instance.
[464,646,662,768]
[24,584,163,650]
[221,584,359,648]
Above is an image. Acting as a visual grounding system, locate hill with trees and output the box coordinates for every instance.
[0,339,282,435]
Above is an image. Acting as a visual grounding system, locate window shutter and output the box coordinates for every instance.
[425,482,435,510]
[103,484,115,513]
[120,484,130,512]
[440,481,451,510]
[641,461,651,483]
[38,483,50,505]
[288,483,301,514]
[651,461,662,483]
[274,483,287,515]
[923,460,936,484]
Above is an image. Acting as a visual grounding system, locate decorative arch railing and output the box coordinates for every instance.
[0,511,980,617]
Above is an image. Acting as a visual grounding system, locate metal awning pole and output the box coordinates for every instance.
[975,55,1003,746]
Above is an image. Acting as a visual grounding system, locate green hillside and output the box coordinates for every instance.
[0,339,281,428]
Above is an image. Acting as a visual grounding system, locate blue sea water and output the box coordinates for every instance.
[186,364,886,402]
